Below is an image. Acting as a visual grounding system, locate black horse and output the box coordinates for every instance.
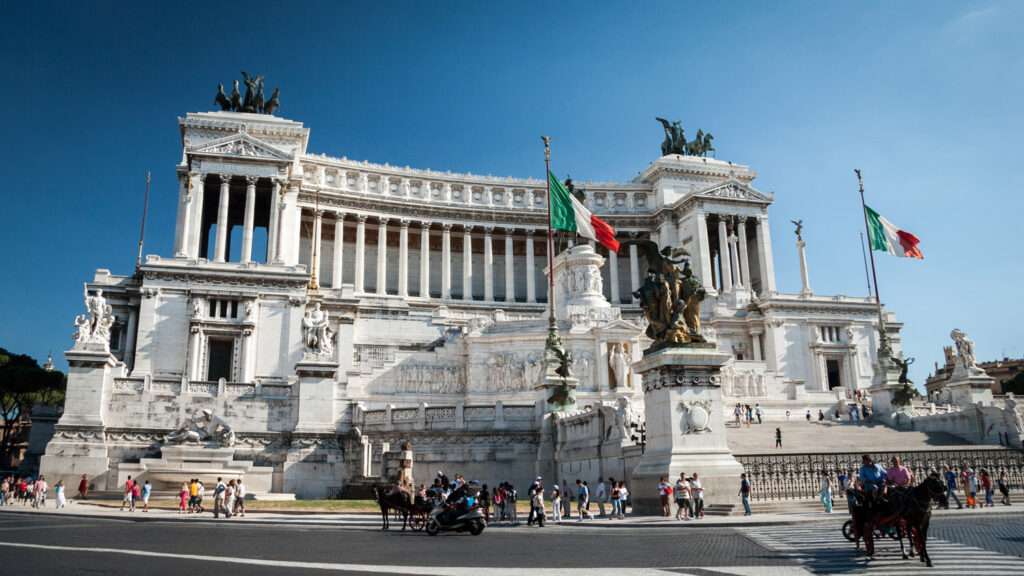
[372,485,413,531]
[852,474,947,566]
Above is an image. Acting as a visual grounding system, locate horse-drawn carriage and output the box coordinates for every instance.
[842,475,947,567]
[374,482,486,536]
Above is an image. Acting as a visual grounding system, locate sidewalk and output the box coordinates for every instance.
[3,499,1019,529]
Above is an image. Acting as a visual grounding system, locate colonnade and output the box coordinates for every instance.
[299,210,649,304]
[174,172,283,264]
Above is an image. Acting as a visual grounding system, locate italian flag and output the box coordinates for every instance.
[548,171,620,252]
[865,205,923,259]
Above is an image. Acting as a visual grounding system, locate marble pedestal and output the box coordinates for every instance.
[868,352,905,419]
[117,444,274,494]
[946,367,996,408]
[630,344,742,514]
[294,356,339,434]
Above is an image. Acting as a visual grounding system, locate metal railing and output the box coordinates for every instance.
[736,448,1024,501]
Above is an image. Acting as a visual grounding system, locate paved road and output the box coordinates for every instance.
[0,511,1020,575]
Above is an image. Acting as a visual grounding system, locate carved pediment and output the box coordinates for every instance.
[190,132,292,162]
[697,180,772,204]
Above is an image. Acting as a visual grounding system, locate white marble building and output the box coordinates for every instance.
[41,108,902,496]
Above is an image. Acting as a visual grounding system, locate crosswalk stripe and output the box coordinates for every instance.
[743,522,1024,575]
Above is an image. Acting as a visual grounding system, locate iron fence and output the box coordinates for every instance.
[736,448,1024,502]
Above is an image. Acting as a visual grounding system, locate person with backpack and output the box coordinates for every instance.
[213,477,227,518]
[739,473,752,516]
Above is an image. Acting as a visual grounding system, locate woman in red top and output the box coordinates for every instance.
[980,469,994,507]
[77,474,89,500]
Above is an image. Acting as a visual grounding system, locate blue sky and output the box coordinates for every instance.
[1,1,1020,384]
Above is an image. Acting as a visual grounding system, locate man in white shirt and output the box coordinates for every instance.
[213,477,227,519]
[234,478,246,517]
[594,480,607,518]
[690,474,705,519]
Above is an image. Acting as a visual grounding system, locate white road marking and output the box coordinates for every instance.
[0,541,811,575]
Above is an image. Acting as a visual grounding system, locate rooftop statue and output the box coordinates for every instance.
[791,219,804,242]
[73,284,115,351]
[626,240,708,351]
[214,72,280,115]
[302,302,335,358]
[656,117,715,157]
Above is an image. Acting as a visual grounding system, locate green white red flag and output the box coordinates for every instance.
[548,171,620,252]
[865,205,923,259]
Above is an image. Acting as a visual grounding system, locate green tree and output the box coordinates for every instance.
[0,348,66,466]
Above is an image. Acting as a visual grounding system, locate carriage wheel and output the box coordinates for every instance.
[410,512,426,531]
[842,520,857,542]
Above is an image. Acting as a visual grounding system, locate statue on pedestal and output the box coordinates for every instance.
[302,302,335,357]
[165,409,236,447]
[950,329,979,374]
[73,285,116,351]
[626,240,707,350]
[609,344,630,389]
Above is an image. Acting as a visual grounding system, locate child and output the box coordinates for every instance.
[179,482,189,514]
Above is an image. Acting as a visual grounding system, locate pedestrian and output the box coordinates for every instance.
[595,478,608,518]
[734,404,742,426]
[480,484,491,523]
[507,482,519,526]
[131,479,141,512]
[964,467,978,508]
[141,480,152,512]
[561,479,573,519]
[121,476,134,512]
[942,466,963,509]
[657,476,672,517]
[739,473,752,516]
[225,480,236,519]
[610,480,621,519]
[817,409,825,422]
[745,405,753,427]
[235,478,246,517]
[550,484,562,523]
[0,477,8,506]
[214,477,227,518]
[997,471,1011,506]
[196,479,206,513]
[805,409,811,422]
[494,483,506,522]
[530,481,545,527]
[34,476,48,508]
[77,474,89,500]
[819,471,833,513]
[785,410,791,421]
[54,480,66,509]
[837,469,849,493]
[527,477,541,526]
[980,469,993,507]
[617,481,629,519]
[690,474,704,519]
[577,480,590,520]
[675,473,691,520]
[755,403,763,424]
[179,482,189,514]
[775,427,782,448]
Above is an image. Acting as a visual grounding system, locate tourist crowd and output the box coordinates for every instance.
[0,475,67,509]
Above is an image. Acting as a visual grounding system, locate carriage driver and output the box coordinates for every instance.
[858,454,888,506]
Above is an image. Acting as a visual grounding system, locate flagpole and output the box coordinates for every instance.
[543,136,555,329]
[135,171,151,273]
[859,232,872,297]
[855,169,889,351]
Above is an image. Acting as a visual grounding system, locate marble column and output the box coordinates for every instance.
[188,326,202,381]
[273,186,286,264]
[441,224,452,299]
[751,331,763,362]
[525,231,536,303]
[310,209,323,289]
[188,172,205,259]
[608,246,620,304]
[332,213,345,288]
[755,215,777,295]
[241,177,257,263]
[629,237,640,304]
[267,179,281,262]
[696,211,714,292]
[354,215,367,293]
[419,222,431,298]
[717,217,733,292]
[377,217,389,295]
[214,175,231,263]
[240,328,255,382]
[729,234,742,288]
[174,173,189,257]
[463,226,474,301]
[483,227,494,301]
[398,219,410,297]
[797,238,812,296]
[504,230,515,303]
[737,217,751,289]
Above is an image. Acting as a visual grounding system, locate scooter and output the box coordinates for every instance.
[425,504,486,536]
